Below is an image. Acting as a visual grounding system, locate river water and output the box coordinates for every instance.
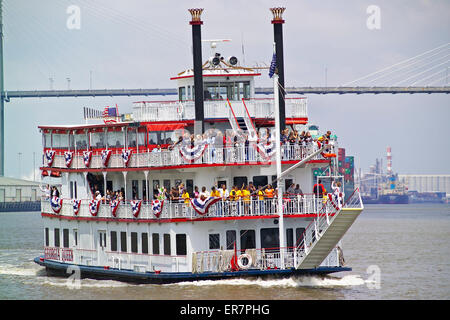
[0,204,449,300]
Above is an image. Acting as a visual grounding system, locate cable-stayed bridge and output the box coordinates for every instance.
[0,0,449,176]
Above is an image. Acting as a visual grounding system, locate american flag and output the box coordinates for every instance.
[268,53,277,78]
[103,105,119,124]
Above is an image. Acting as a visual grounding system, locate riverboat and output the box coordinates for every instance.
[34,7,364,284]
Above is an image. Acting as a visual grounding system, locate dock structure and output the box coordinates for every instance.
[0,176,42,212]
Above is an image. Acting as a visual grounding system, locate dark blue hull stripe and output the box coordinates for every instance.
[34,256,351,284]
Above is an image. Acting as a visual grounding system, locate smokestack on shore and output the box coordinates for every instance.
[188,8,205,134]
[270,7,286,131]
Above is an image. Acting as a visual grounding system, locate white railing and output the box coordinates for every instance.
[43,246,188,272]
[132,98,307,122]
[293,189,363,266]
[191,245,341,273]
[44,142,331,170]
[41,194,337,221]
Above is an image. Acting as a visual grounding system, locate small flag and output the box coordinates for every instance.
[268,53,277,78]
[103,105,119,124]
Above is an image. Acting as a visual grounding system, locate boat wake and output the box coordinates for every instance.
[170,274,367,289]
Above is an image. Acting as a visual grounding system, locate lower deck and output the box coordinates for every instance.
[40,214,345,275]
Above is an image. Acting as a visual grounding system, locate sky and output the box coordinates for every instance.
[3,0,450,180]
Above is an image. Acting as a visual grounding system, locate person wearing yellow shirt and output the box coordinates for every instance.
[265,184,275,213]
[257,186,265,214]
[181,189,190,206]
[210,186,221,198]
[241,185,251,215]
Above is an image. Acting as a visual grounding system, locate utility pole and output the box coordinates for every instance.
[0,0,4,176]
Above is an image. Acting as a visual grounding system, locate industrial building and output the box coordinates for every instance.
[0,176,42,211]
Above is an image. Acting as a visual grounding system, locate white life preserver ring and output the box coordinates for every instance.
[237,254,252,270]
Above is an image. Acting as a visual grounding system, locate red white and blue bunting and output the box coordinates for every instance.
[89,199,101,216]
[179,142,208,163]
[50,196,63,213]
[190,196,221,216]
[83,151,92,168]
[64,151,73,168]
[110,199,119,217]
[121,149,132,167]
[151,199,164,218]
[131,200,142,218]
[101,150,112,167]
[45,150,56,167]
[73,199,81,215]
[254,140,276,161]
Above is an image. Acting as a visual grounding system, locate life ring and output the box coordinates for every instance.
[237,254,252,270]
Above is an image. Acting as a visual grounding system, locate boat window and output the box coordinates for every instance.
[233,176,248,188]
[128,130,137,148]
[52,134,69,150]
[152,233,160,255]
[179,86,186,101]
[286,228,293,250]
[132,180,139,200]
[240,230,256,252]
[107,130,124,149]
[295,228,306,247]
[152,180,160,199]
[260,228,279,250]
[45,228,49,247]
[43,133,51,148]
[63,229,69,248]
[73,229,78,247]
[74,133,88,150]
[110,231,117,252]
[138,131,146,147]
[163,180,171,192]
[120,232,127,252]
[203,81,250,101]
[186,179,194,197]
[54,228,60,247]
[142,233,148,254]
[91,132,106,149]
[209,234,220,250]
[98,231,106,249]
[176,234,187,255]
[131,232,138,253]
[142,180,147,201]
[253,176,268,188]
[163,234,171,255]
[226,230,236,250]
[148,132,158,145]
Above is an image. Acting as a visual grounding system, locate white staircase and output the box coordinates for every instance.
[295,189,364,269]
[226,99,241,132]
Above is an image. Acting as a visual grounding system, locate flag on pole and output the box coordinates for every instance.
[103,105,119,124]
[268,53,277,78]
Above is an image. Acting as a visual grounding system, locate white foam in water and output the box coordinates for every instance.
[0,264,40,277]
[172,274,367,289]
[42,278,129,289]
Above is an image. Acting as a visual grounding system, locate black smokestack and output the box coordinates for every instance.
[189,8,205,134]
[270,7,286,131]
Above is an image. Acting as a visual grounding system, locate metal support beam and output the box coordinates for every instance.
[3,87,449,100]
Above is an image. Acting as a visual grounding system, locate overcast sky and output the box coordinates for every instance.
[3,0,450,180]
